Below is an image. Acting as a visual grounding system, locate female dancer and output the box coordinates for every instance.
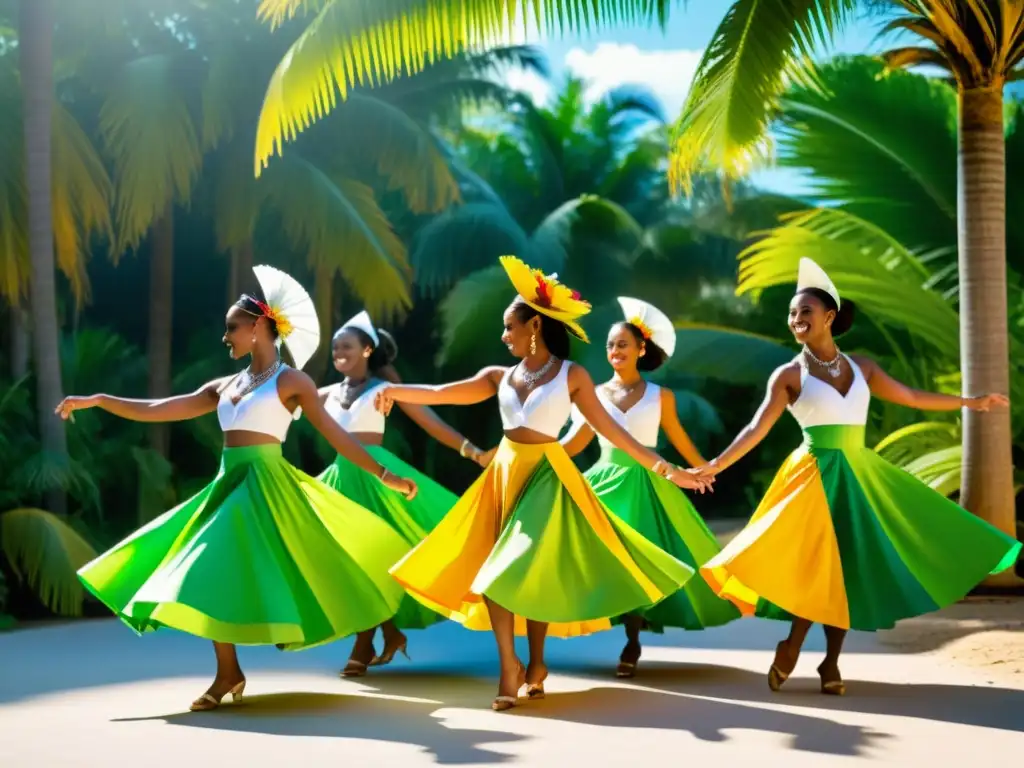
[562,297,740,678]
[374,256,714,711]
[317,310,494,677]
[696,258,1021,695]
[55,265,419,711]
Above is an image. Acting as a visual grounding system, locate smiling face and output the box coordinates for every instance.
[606,323,643,373]
[501,301,540,359]
[223,306,259,360]
[788,291,835,344]
[332,329,371,377]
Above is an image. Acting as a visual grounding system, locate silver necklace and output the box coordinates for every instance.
[605,378,642,395]
[803,345,842,379]
[517,356,558,389]
[231,359,282,404]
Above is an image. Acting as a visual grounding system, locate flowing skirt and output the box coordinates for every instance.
[586,447,740,632]
[701,425,1021,631]
[390,438,695,638]
[78,444,410,649]
[318,445,454,630]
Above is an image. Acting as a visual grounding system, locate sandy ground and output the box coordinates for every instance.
[1,600,1023,767]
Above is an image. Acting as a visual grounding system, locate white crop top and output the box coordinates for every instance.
[498,361,573,439]
[217,364,299,442]
[568,381,662,448]
[324,380,387,435]
[788,355,871,428]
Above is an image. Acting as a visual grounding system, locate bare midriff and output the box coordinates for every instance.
[503,427,558,445]
[223,430,283,448]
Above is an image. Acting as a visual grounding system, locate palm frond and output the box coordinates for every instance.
[874,420,963,496]
[99,54,203,254]
[664,323,795,386]
[668,0,856,195]
[0,508,98,617]
[776,55,957,254]
[411,202,531,296]
[254,0,675,170]
[532,194,645,273]
[436,264,515,368]
[51,101,115,308]
[326,92,460,213]
[738,208,959,353]
[262,154,412,319]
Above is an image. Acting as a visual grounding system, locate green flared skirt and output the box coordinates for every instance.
[585,447,741,632]
[317,445,455,630]
[390,439,695,637]
[702,425,1022,631]
[78,444,410,649]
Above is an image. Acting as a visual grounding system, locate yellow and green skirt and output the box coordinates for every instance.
[318,445,455,630]
[390,438,695,638]
[701,425,1021,631]
[586,447,741,632]
[78,444,410,650]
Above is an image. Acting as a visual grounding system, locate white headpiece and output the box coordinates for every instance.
[797,258,840,309]
[617,297,676,358]
[247,265,320,370]
[340,310,379,347]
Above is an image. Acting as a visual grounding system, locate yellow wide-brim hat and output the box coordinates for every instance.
[499,255,592,343]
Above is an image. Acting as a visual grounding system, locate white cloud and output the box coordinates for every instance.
[504,66,554,107]
[563,43,703,118]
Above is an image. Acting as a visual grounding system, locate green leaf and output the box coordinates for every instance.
[738,208,959,354]
[1,508,98,617]
[665,323,795,386]
[255,0,677,170]
[669,0,856,193]
[437,265,514,368]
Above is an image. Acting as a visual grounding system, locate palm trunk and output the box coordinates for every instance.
[9,304,30,379]
[20,0,67,515]
[147,205,174,459]
[958,84,1019,585]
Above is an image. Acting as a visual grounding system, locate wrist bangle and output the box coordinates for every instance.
[459,439,469,457]
[651,460,665,476]
[378,466,389,481]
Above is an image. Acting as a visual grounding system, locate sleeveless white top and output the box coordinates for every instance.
[217,364,299,442]
[568,381,662,448]
[498,361,573,439]
[324,380,387,435]
[788,355,870,428]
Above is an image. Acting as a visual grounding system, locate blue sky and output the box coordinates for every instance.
[507,1,885,196]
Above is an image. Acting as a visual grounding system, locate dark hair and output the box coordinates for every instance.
[332,325,399,373]
[512,298,571,359]
[616,322,667,371]
[796,288,856,338]
[235,293,279,339]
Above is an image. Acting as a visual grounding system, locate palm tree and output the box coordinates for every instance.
[18,0,66,513]
[671,2,1023,567]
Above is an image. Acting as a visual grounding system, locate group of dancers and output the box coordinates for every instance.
[54,255,1021,713]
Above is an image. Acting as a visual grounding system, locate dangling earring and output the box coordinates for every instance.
[530,333,537,356]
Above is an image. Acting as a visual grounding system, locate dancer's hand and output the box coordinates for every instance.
[382,471,418,501]
[964,393,1010,411]
[374,387,395,416]
[694,459,723,478]
[55,395,99,422]
[667,466,714,494]
[475,446,498,467]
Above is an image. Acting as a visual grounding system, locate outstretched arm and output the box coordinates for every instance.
[377,366,490,465]
[55,376,231,423]
[375,367,506,412]
[698,364,798,477]
[659,388,706,468]
[281,370,417,499]
[855,355,1009,412]
[569,366,712,493]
